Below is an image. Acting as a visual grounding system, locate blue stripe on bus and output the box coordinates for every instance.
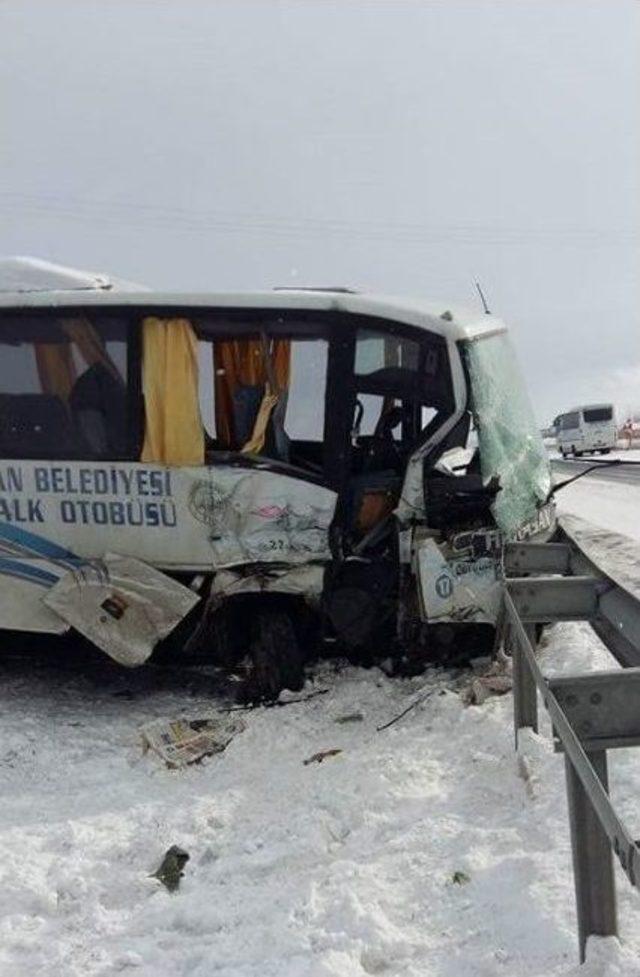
[0,558,60,587]
[0,523,82,568]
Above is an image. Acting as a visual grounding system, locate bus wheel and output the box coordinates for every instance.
[601,448,611,455]
[242,610,305,703]
[574,449,582,457]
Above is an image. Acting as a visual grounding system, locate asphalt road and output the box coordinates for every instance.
[551,458,640,487]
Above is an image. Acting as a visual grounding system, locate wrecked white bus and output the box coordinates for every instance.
[0,259,554,699]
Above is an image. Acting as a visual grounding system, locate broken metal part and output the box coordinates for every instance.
[152,846,190,892]
[44,553,200,666]
[303,748,342,765]
[211,564,325,605]
[415,537,502,626]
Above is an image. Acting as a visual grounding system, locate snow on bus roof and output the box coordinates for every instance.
[0,256,146,294]
[0,258,506,342]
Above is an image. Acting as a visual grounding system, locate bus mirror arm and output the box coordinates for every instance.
[545,458,640,504]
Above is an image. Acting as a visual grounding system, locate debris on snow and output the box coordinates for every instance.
[151,845,190,893]
[376,687,436,731]
[141,714,245,768]
[334,712,364,724]
[229,687,331,712]
[463,652,512,705]
[465,671,513,705]
[303,748,342,766]
[451,870,471,886]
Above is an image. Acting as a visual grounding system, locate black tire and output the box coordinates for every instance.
[242,611,305,703]
[601,448,611,455]
[210,603,249,669]
[179,598,249,668]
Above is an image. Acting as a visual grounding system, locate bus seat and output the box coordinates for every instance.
[233,384,263,446]
[346,470,402,534]
[69,362,127,457]
[0,393,82,459]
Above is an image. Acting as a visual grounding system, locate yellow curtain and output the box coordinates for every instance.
[141,316,205,466]
[214,338,290,450]
[34,343,78,402]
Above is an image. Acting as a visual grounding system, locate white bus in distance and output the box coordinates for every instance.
[556,404,617,458]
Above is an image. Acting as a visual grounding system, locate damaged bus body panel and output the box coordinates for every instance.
[0,259,554,694]
[0,461,337,662]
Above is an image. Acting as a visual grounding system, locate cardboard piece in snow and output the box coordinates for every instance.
[43,553,200,666]
[141,714,245,768]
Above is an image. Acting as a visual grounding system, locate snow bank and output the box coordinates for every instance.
[1,623,639,975]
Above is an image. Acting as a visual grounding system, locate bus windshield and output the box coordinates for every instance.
[463,331,551,536]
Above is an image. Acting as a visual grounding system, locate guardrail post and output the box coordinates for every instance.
[511,623,538,742]
[564,750,618,962]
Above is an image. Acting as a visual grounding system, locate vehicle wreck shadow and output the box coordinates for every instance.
[0,631,233,701]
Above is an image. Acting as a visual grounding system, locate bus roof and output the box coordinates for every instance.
[0,256,507,343]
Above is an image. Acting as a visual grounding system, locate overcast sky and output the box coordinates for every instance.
[1,0,638,422]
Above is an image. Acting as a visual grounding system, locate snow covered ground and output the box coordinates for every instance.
[548,448,640,463]
[1,628,640,977]
[556,477,640,543]
[1,475,639,977]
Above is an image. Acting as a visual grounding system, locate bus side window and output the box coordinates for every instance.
[0,312,129,461]
[195,331,328,473]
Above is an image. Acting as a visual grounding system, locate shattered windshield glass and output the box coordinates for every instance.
[463,331,551,536]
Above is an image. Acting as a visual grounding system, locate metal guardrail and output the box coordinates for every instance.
[503,524,640,963]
